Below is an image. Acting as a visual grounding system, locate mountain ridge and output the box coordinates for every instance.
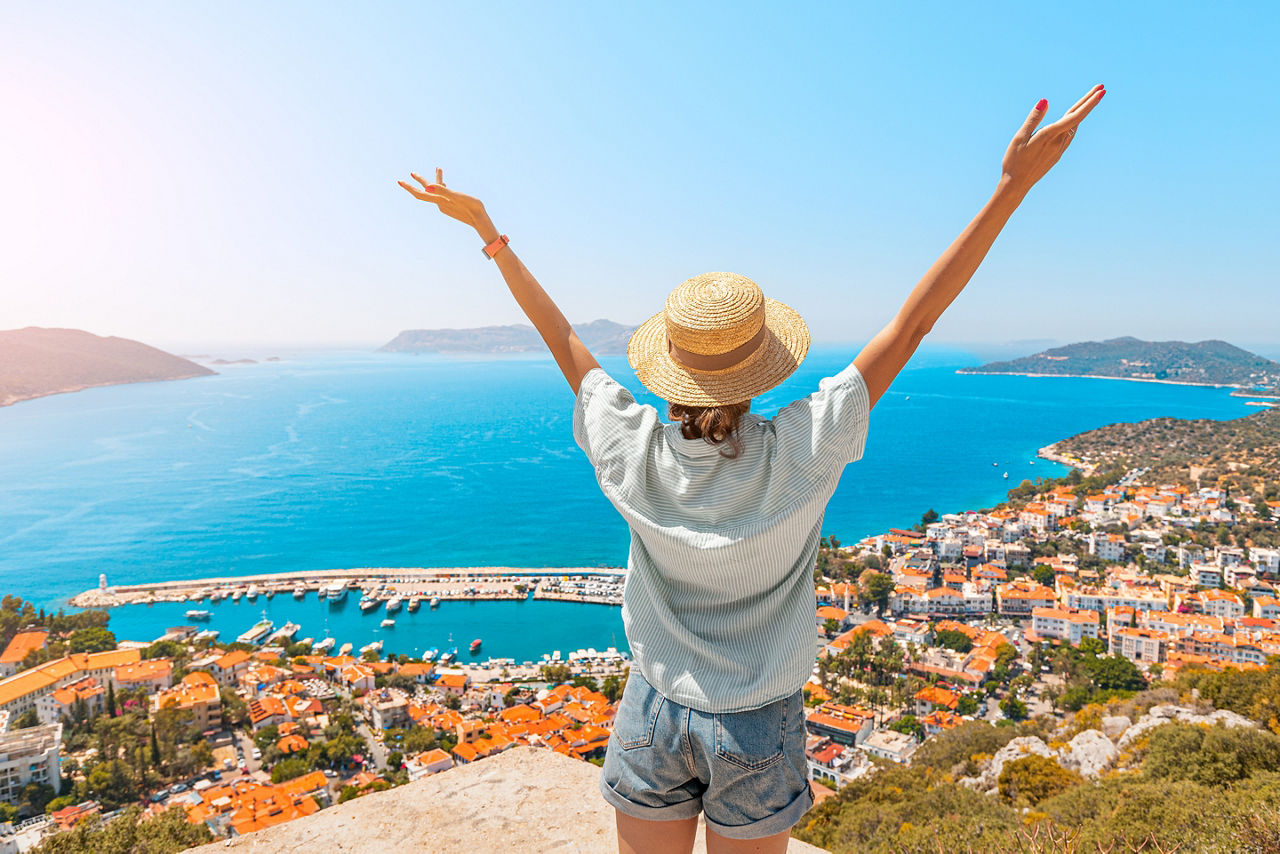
[379,319,638,355]
[0,327,215,407]
[958,336,1280,389]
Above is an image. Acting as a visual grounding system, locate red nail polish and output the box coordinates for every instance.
[1098,89,1106,98]
[1035,99,1047,111]
[426,185,438,191]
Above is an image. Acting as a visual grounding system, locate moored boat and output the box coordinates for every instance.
[385,596,403,614]
[424,647,438,661]
[359,596,379,613]
[360,640,383,656]
[236,618,274,645]
[381,618,396,628]
[246,585,259,601]
[267,622,300,645]
[325,580,349,602]
[429,596,440,609]
[185,609,212,621]
[407,597,421,613]
[293,585,307,600]
[469,638,482,654]
[314,637,336,653]
[338,642,353,656]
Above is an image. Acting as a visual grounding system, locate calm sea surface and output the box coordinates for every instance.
[0,346,1258,660]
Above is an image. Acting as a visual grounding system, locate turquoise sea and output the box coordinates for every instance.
[0,346,1262,661]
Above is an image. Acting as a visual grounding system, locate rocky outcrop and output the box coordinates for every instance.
[1117,704,1256,749]
[189,747,828,853]
[960,704,1261,794]
[1058,729,1118,778]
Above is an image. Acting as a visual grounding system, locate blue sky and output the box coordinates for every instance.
[2,1,1276,351]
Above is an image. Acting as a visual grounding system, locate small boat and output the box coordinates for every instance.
[360,640,383,656]
[992,461,999,467]
[267,622,300,645]
[424,647,438,661]
[193,629,220,642]
[299,637,313,647]
[185,609,212,621]
[385,596,403,614]
[381,618,396,628]
[338,642,353,656]
[246,585,259,601]
[407,597,421,613]
[293,585,307,600]
[429,596,440,609]
[1003,472,1009,479]
[236,617,274,645]
[265,588,275,599]
[232,590,242,602]
[469,638,482,654]
[359,596,379,613]
[439,649,456,664]
[314,637,336,653]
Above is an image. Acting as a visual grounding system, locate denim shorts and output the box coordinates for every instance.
[598,668,814,840]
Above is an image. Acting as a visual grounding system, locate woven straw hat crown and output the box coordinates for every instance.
[627,272,809,407]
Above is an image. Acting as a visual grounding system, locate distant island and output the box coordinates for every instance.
[380,319,637,355]
[958,337,1280,389]
[0,327,215,407]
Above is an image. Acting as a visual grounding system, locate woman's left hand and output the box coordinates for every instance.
[398,168,491,234]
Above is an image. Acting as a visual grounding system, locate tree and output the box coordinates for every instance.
[999,695,1027,722]
[16,781,56,818]
[998,754,1083,806]
[934,629,973,654]
[149,725,161,767]
[1031,564,1056,586]
[443,693,461,711]
[1084,655,1146,692]
[823,617,840,635]
[860,571,894,615]
[13,709,38,729]
[106,681,117,717]
[68,627,116,654]
[270,757,312,783]
[33,804,212,854]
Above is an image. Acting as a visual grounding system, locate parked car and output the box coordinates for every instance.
[251,747,262,760]
[169,783,188,794]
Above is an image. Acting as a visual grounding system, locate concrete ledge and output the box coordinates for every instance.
[190,746,827,853]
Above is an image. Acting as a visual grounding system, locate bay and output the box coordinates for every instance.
[0,345,1257,660]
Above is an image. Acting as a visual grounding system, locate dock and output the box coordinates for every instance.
[70,566,626,609]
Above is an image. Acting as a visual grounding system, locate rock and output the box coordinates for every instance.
[188,746,829,853]
[1118,704,1257,749]
[977,737,1054,791]
[1100,715,1131,739]
[1059,730,1118,778]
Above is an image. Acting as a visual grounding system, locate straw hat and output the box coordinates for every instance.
[627,272,810,407]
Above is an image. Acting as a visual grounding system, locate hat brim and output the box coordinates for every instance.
[627,298,810,406]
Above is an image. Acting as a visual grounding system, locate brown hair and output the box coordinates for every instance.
[668,400,752,458]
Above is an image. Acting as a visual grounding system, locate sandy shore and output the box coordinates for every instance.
[1037,443,1097,476]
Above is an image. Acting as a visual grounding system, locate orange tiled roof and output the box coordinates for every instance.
[0,630,49,665]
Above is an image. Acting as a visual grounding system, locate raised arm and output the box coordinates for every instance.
[854,84,1106,407]
[398,169,600,394]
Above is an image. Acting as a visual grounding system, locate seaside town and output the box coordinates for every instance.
[0,449,1277,851]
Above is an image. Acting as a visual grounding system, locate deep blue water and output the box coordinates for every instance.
[0,346,1258,658]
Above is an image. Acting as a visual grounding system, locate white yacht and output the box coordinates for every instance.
[324,580,348,602]
[293,584,307,600]
[385,596,403,614]
[314,637,336,653]
[185,609,212,621]
[338,642,353,656]
[380,618,396,628]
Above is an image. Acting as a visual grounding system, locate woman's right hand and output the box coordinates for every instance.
[398,168,494,236]
[1000,84,1105,194]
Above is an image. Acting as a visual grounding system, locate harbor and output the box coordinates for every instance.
[101,582,630,670]
[69,566,625,609]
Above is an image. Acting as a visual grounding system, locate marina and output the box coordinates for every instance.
[70,566,624,610]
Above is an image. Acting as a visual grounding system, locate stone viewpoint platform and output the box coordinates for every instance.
[190,746,828,853]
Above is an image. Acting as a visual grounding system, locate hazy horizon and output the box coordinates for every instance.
[3,3,1277,347]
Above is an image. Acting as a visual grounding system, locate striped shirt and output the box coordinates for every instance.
[572,361,871,713]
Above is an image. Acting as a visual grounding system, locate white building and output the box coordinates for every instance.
[0,723,60,806]
[860,729,918,764]
[1031,607,1100,645]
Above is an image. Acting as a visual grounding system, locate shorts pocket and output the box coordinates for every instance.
[613,675,665,750]
[713,695,788,771]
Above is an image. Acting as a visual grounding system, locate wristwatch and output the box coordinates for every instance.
[482,234,510,259]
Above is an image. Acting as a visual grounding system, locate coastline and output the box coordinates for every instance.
[1036,443,1097,476]
[0,371,214,408]
[954,369,1243,390]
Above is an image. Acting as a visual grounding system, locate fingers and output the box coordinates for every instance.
[435,167,444,186]
[398,180,443,203]
[1051,87,1106,133]
[1012,99,1049,147]
[1066,84,1104,115]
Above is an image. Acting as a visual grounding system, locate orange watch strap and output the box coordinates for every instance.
[482,234,510,259]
